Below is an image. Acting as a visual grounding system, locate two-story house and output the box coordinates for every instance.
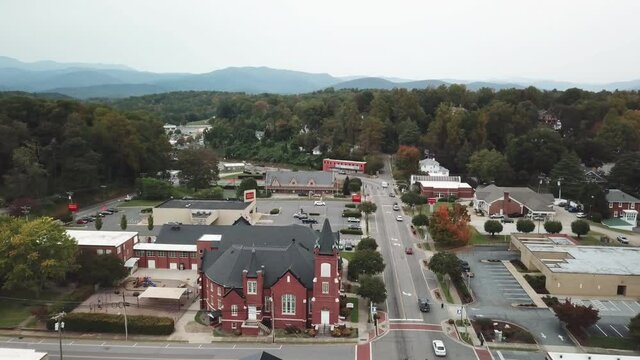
[606,189,640,218]
[199,219,341,335]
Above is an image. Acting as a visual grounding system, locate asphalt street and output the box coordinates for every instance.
[0,337,354,360]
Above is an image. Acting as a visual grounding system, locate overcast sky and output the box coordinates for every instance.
[1,0,639,83]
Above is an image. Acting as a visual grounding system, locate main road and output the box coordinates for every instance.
[359,159,480,360]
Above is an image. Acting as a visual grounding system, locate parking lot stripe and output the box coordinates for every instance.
[610,325,624,337]
[620,301,634,312]
[607,300,621,312]
[594,324,608,336]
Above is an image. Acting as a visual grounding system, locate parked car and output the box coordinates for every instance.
[489,213,504,219]
[389,192,395,197]
[302,218,318,224]
[344,242,353,251]
[460,260,471,272]
[432,340,447,357]
[99,211,113,216]
[617,235,629,244]
[418,298,430,312]
[124,194,133,201]
[348,224,361,230]
[576,212,586,218]
[392,204,400,211]
[567,207,579,213]
[347,217,360,223]
[396,215,403,222]
[76,218,89,225]
[107,207,119,213]
[405,247,413,255]
[501,217,514,223]
[293,212,308,219]
[313,201,326,206]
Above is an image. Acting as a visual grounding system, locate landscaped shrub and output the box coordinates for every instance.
[524,274,548,294]
[342,210,361,218]
[542,295,560,307]
[340,228,363,235]
[345,204,357,208]
[140,208,153,213]
[452,276,473,303]
[284,325,302,334]
[308,212,320,216]
[270,208,280,215]
[46,312,174,335]
[590,212,602,223]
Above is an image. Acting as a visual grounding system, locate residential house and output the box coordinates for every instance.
[418,158,449,176]
[605,189,640,218]
[474,185,555,218]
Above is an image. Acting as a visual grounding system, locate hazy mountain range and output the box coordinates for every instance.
[1,56,639,99]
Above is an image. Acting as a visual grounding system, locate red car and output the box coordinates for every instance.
[405,247,414,255]
[76,218,89,224]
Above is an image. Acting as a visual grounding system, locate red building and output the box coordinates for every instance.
[199,220,341,335]
[474,185,555,218]
[605,189,640,218]
[67,230,138,261]
[412,176,474,199]
[322,158,366,174]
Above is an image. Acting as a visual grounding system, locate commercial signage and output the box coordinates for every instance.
[244,189,256,202]
[68,203,78,212]
[351,194,362,203]
[428,197,437,205]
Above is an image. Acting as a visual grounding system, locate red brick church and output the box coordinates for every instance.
[199,219,341,335]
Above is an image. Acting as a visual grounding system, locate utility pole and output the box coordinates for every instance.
[52,312,65,360]
[557,178,563,201]
[122,292,129,340]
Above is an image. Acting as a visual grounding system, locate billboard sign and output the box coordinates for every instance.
[68,203,78,212]
[428,197,437,205]
[351,194,362,203]
[244,189,256,202]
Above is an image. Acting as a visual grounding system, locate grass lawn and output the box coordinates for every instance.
[407,202,453,217]
[573,231,621,246]
[0,300,33,327]
[117,200,164,207]
[469,226,509,245]
[436,274,453,303]
[341,252,355,262]
[347,297,359,322]
[588,336,638,350]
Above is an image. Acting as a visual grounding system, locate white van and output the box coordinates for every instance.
[381,181,388,188]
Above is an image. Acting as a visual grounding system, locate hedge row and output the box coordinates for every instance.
[47,312,174,335]
[342,210,361,218]
[344,204,357,208]
[340,229,363,235]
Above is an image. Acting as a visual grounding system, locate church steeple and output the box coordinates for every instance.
[315,218,337,255]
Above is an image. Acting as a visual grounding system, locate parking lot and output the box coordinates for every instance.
[490,349,543,360]
[568,298,640,338]
[458,249,533,306]
[256,198,364,246]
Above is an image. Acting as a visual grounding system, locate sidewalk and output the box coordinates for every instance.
[168,301,212,343]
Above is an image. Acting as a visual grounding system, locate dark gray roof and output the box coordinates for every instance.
[265,170,334,187]
[156,199,249,210]
[240,352,282,360]
[606,189,640,203]
[155,223,318,246]
[204,241,315,289]
[475,184,554,212]
[315,219,338,255]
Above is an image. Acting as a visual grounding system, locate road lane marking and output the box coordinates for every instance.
[594,324,608,336]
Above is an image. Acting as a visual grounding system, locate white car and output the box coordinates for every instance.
[576,212,586,218]
[617,235,629,244]
[347,217,360,223]
[432,340,447,357]
[396,215,403,222]
[314,201,326,206]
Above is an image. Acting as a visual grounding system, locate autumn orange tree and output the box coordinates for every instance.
[394,145,421,178]
[428,204,471,246]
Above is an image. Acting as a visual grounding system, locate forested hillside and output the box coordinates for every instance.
[108,86,640,193]
[0,93,171,205]
[2,85,640,209]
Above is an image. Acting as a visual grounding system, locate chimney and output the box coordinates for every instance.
[503,192,510,216]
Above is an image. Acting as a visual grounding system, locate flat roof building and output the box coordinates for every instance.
[66,230,138,261]
[153,199,256,226]
[510,234,640,297]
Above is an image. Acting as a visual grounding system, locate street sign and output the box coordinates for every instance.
[68,203,78,212]
[428,197,437,205]
[351,194,362,203]
[243,189,256,202]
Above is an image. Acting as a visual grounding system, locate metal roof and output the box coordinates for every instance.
[525,243,640,275]
[67,230,137,247]
[156,199,249,210]
[605,189,640,203]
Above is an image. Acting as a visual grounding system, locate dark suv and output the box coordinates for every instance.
[418,299,430,312]
[460,260,471,272]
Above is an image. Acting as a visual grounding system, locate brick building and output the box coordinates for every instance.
[265,171,337,195]
[199,219,341,335]
[322,158,366,174]
[605,189,640,218]
[67,230,138,261]
[412,176,474,199]
[474,185,555,218]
